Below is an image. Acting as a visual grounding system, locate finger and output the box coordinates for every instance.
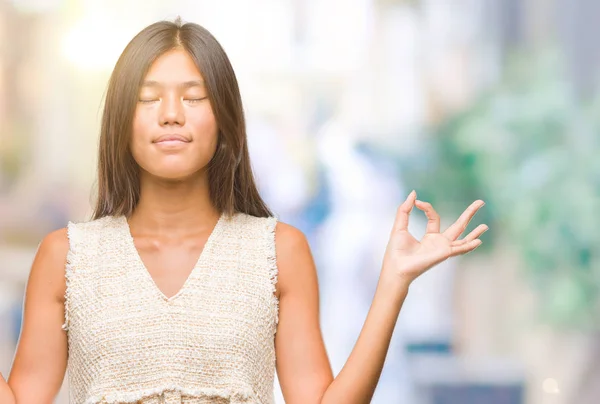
[452,224,487,245]
[393,190,417,232]
[450,239,482,256]
[415,200,440,234]
[460,224,489,242]
[452,238,470,246]
[443,200,485,241]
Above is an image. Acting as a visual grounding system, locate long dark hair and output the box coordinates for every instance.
[92,18,272,220]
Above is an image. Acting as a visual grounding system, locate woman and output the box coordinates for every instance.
[0,18,487,404]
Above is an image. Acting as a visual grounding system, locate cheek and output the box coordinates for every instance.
[188,108,219,155]
[190,107,218,138]
[130,113,149,160]
[132,106,153,134]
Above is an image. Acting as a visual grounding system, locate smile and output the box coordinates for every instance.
[154,139,191,149]
[153,134,191,143]
[153,134,191,149]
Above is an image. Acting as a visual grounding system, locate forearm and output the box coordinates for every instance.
[0,373,16,404]
[320,273,410,404]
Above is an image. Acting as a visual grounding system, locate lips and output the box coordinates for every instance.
[153,134,191,143]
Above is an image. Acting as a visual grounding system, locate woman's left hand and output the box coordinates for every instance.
[382,190,488,286]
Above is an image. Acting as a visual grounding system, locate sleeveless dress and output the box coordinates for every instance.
[62,212,279,404]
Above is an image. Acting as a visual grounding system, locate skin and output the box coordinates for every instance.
[1,48,488,404]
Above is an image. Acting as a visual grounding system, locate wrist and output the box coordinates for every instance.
[377,269,411,297]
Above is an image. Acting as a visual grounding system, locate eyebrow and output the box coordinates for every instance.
[141,80,205,89]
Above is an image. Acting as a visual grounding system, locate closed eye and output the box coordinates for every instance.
[185,97,208,104]
[137,97,208,105]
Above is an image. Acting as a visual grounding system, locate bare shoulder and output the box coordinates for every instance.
[36,227,70,266]
[275,221,309,251]
[39,227,70,253]
[8,227,70,401]
[29,227,70,302]
[274,222,316,297]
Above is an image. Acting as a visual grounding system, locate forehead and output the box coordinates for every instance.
[144,49,203,82]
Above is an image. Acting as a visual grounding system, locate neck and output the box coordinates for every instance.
[127,170,220,237]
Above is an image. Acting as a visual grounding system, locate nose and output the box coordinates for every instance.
[159,94,185,126]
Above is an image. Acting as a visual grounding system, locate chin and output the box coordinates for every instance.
[144,165,206,182]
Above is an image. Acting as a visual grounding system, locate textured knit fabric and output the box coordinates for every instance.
[62,212,279,404]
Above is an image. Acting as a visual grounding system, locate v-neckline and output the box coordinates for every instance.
[120,213,225,302]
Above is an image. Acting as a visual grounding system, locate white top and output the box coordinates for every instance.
[62,212,279,404]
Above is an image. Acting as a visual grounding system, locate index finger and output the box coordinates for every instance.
[393,190,417,232]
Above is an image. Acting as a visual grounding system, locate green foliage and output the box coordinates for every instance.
[402,51,600,330]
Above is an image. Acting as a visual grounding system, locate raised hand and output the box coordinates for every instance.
[381,190,488,285]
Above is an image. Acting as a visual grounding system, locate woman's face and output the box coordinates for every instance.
[130,48,218,181]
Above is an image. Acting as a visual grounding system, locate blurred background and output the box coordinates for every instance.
[1,0,599,403]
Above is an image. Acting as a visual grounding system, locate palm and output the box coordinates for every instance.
[383,191,488,284]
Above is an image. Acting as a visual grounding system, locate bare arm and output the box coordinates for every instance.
[1,228,70,403]
[274,223,333,403]
[274,222,407,403]
[0,373,15,404]
[319,276,408,403]
[275,192,487,403]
